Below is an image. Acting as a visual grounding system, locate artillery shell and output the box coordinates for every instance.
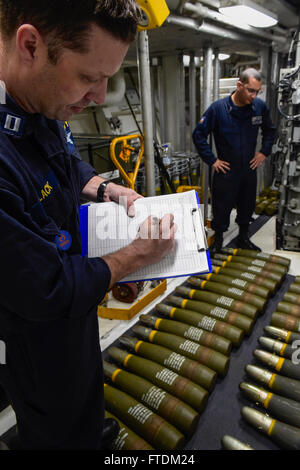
[221,435,254,450]
[245,364,300,404]
[258,336,294,360]
[176,285,258,320]
[271,312,300,333]
[119,335,217,391]
[132,325,230,377]
[187,277,267,312]
[156,301,244,346]
[240,382,300,428]
[139,314,232,356]
[103,361,199,436]
[104,383,185,450]
[105,411,154,450]
[264,325,300,344]
[108,346,209,412]
[253,349,300,381]
[241,406,300,450]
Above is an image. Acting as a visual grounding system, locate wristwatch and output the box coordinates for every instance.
[96,180,112,202]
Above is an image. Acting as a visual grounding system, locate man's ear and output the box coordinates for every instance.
[16,24,45,64]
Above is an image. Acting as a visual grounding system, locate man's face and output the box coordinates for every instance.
[31,24,129,121]
[237,77,262,106]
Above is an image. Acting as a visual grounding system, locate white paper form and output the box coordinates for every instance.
[87,190,210,282]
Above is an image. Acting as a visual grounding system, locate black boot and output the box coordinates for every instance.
[236,224,261,252]
[98,418,120,450]
[209,232,223,257]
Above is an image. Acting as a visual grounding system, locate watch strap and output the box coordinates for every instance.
[97,180,112,202]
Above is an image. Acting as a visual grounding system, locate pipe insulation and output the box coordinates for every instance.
[182,2,286,45]
[166,15,267,46]
[103,70,126,107]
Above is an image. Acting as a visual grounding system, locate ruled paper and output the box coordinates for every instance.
[87,190,210,282]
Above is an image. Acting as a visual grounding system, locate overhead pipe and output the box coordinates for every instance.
[195,0,220,8]
[182,2,286,45]
[165,15,271,48]
[166,0,221,10]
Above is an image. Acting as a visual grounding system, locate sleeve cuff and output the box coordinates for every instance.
[77,160,98,191]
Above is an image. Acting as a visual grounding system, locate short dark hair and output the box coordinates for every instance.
[240,68,262,84]
[0,0,141,63]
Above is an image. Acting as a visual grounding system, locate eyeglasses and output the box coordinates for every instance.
[242,84,263,96]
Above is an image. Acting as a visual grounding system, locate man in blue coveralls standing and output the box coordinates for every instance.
[0,0,176,450]
[193,68,276,255]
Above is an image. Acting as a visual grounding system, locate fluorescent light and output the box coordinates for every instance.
[217,53,230,61]
[183,55,190,67]
[219,0,278,28]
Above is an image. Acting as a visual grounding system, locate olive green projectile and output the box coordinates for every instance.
[258,337,295,360]
[173,288,255,333]
[212,258,284,284]
[139,314,232,356]
[253,349,300,381]
[197,272,270,299]
[156,302,244,346]
[105,411,154,450]
[188,276,267,312]
[104,383,185,450]
[216,253,287,275]
[103,361,199,436]
[212,265,277,293]
[221,248,290,268]
[221,435,254,450]
[240,382,300,428]
[283,291,300,306]
[132,325,230,377]
[265,201,279,216]
[108,346,209,412]
[271,312,300,333]
[255,199,271,215]
[264,325,300,344]
[245,364,300,403]
[289,283,300,295]
[277,301,300,318]
[241,406,300,450]
[119,335,216,391]
[176,284,258,321]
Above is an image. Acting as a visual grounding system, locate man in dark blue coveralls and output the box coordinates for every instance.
[193,68,276,255]
[0,0,176,450]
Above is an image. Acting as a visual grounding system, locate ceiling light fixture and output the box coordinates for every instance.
[184,54,231,67]
[219,0,278,28]
[217,53,231,61]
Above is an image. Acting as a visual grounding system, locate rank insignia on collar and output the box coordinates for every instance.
[252,116,263,125]
[64,121,75,153]
[0,112,24,137]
